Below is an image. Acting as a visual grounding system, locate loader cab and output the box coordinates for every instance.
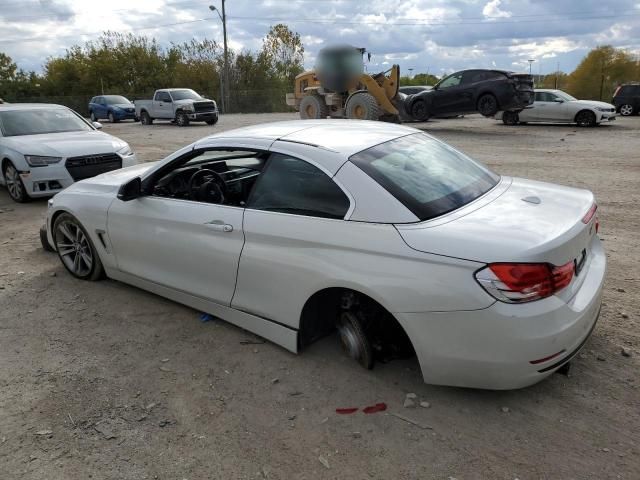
[315,46,367,93]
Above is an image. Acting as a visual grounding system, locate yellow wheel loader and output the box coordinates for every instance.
[286,45,403,122]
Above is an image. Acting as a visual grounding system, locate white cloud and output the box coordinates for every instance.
[482,0,512,19]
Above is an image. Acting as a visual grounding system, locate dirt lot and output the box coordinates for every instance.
[1,114,639,480]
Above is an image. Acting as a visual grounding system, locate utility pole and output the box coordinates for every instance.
[221,0,229,113]
[209,2,229,113]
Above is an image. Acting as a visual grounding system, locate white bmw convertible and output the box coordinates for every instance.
[43,120,605,389]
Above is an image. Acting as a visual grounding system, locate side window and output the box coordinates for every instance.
[247,153,350,219]
[155,91,171,102]
[464,71,485,83]
[439,73,463,89]
[536,92,553,102]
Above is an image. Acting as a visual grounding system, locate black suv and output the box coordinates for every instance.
[612,84,640,116]
[404,69,534,121]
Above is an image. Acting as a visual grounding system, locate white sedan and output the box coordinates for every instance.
[0,103,137,202]
[42,120,605,390]
[498,89,616,127]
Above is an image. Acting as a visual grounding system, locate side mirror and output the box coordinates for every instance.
[117,177,142,201]
[92,121,103,130]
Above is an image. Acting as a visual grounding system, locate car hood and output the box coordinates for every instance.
[111,103,134,109]
[2,131,127,158]
[396,176,595,265]
[571,100,615,109]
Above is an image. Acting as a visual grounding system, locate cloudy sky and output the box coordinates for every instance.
[1,0,639,77]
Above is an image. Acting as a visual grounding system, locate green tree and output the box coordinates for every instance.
[261,24,305,84]
[566,46,638,100]
[0,52,17,81]
[400,73,439,86]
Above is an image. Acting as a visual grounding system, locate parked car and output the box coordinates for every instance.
[612,83,640,116]
[398,85,432,95]
[42,120,605,390]
[405,69,534,121]
[498,89,616,127]
[0,103,137,203]
[135,89,219,127]
[89,95,137,123]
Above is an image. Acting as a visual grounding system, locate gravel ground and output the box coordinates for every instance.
[0,113,638,480]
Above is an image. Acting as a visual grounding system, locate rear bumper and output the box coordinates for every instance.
[395,236,606,390]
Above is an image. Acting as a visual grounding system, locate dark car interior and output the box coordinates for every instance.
[152,150,268,206]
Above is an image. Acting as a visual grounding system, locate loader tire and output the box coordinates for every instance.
[299,95,328,119]
[345,92,381,121]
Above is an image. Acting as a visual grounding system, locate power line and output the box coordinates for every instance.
[228,12,640,27]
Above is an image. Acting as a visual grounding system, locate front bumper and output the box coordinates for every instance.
[395,235,606,390]
[18,153,137,198]
[187,110,218,121]
[114,110,137,120]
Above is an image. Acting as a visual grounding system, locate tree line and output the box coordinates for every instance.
[0,24,305,114]
[1,34,638,114]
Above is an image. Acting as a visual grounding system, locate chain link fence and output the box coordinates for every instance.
[5,88,293,117]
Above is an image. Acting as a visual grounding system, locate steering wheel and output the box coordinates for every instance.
[187,168,228,204]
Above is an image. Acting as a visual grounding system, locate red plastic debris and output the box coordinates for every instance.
[363,402,387,414]
[335,407,359,414]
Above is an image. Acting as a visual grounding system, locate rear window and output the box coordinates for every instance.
[350,133,500,221]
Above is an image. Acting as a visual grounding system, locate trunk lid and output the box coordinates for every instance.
[396,176,597,266]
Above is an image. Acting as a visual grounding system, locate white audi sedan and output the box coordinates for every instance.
[0,103,137,202]
[498,89,616,127]
[42,120,605,389]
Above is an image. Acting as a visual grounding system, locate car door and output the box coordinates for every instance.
[430,72,470,114]
[154,91,173,119]
[533,92,564,121]
[94,97,106,119]
[231,150,354,329]
[106,148,247,306]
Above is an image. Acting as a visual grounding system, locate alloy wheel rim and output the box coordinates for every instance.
[55,221,93,276]
[620,105,633,116]
[5,165,22,199]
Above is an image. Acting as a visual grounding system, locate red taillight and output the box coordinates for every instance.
[582,203,597,224]
[475,261,575,303]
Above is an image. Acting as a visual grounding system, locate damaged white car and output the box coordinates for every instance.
[42,120,605,389]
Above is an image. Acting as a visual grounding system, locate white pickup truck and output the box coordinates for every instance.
[134,88,219,127]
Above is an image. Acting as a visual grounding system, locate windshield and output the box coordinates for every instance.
[0,108,93,137]
[350,133,500,221]
[170,89,202,101]
[555,91,577,101]
[103,95,131,105]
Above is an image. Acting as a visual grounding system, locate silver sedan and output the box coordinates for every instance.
[498,89,616,127]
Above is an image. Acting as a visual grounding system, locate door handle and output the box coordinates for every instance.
[204,220,233,232]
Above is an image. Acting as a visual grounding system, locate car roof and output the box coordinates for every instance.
[0,103,70,111]
[201,120,419,156]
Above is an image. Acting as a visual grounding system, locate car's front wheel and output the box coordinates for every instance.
[108,112,117,123]
[410,99,430,121]
[477,94,499,116]
[206,114,219,125]
[619,104,634,116]
[502,111,520,125]
[176,111,190,127]
[53,213,104,281]
[90,111,97,122]
[576,110,597,127]
[3,161,30,203]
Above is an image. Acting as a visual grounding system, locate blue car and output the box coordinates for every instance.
[89,95,137,123]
